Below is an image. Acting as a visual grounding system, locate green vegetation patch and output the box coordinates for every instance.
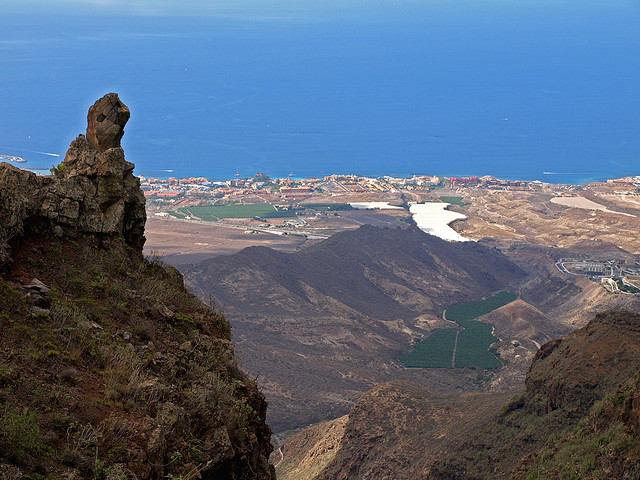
[445,291,517,323]
[167,210,187,219]
[401,292,516,369]
[302,203,354,211]
[0,281,28,315]
[524,406,636,479]
[0,408,51,464]
[440,196,470,206]
[179,204,297,220]
[400,329,457,368]
[612,277,640,294]
[455,322,501,369]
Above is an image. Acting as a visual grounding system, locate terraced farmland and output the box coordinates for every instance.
[401,291,517,369]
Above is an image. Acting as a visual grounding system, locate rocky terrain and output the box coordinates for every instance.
[279,311,640,479]
[184,225,528,432]
[451,187,640,254]
[0,94,274,479]
[0,93,145,270]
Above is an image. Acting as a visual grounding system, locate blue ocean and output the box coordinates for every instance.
[1,0,639,184]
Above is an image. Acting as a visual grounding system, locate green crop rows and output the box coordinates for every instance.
[445,291,517,322]
[178,204,298,220]
[401,291,516,370]
[454,321,501,369]
[400,329,457,368]
[302,203,354,211]
[439,196,470,206]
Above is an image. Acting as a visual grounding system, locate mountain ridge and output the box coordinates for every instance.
[184,224,528,432]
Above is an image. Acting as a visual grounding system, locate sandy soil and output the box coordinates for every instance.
[454,186,640,254]
[550,196,635,217]
[144,217,315,266]
[145,209,412,265]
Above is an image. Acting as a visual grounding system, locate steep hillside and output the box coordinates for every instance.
[278,311,640,480]
[429,310,640,480]
[0,94,274,479]
[276,381,508,480]
[184,225,528,431]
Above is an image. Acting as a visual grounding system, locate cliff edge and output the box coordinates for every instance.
[0,94,275,479]
[0,93,145,271]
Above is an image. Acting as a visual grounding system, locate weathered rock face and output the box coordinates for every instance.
[524,310,640,416]
[86,92,130,152]
[0,93,145,270]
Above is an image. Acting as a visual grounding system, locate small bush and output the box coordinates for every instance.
[0,408,43,463]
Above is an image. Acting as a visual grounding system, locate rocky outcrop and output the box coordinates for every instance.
[524,310,640,416]
[86,92,130,152]
[0,94,275,479]
[0,93,145,270]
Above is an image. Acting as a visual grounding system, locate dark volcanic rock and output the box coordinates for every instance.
[0,93,145,270]
[0,95,275,479]
[86,92,130,152]
[525,310,640,416]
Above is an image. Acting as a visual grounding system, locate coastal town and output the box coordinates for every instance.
[141,171,640,298]
[141,173,540,243]
[141,173,537,203]
[141,172,640,205]
[556,258,640,294]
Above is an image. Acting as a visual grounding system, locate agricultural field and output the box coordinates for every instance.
[399,329,457,368]
[445,291,517,322]
[302,203,354,211]
[454,321,501,369]
[176,204,298,220]
[439,196,470,206]
[401,291,516,370]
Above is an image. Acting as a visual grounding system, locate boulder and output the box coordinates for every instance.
[86,93,130,152]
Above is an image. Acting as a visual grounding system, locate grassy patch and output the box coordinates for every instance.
[168,211,187,219]
[440,196,470,206]
[179,204,298,220]
[302,203,354,211]
[0,408,45,464]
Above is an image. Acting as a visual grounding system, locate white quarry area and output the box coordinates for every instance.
[409,202,470,242]
[349,202,404,210]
